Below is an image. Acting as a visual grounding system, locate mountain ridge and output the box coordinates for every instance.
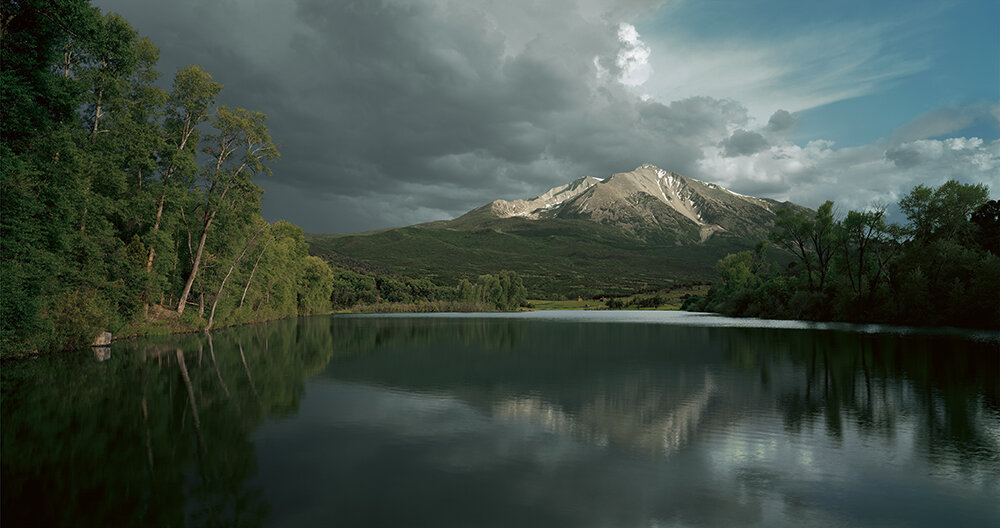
[307,164,807,297]
[451,163,800,243]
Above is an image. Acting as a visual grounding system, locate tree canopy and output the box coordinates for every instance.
[685,181,999,329]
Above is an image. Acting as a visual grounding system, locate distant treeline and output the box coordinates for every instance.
[0,2,527,357]
[684,182,1000,329]
[330,268,527,312]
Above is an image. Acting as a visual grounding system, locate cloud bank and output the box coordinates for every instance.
[95,0,998,232]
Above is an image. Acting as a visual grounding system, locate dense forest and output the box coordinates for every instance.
[684,182,1000,329]
[0,2,527,357]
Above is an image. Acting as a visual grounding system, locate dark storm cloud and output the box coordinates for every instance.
[766,109,796,132]
[89,1,1000,232]
[884,145,922,168]
[94,0,750,232]
[721,129,769,157]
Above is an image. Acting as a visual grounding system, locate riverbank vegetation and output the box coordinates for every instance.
[0,3,530,357]
[683,182,1000,329]
[331,269,528,313]
[0,2,342,355]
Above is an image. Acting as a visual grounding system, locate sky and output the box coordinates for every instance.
[94,0,1000,233]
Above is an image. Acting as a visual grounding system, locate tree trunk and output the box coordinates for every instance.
[176,212,214,315]
[145,189,166,271]
[91,83,104,139]
[207,226,265,330]
[240,237,271,307]
[146,115,196,272]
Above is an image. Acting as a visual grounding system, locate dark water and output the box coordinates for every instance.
[2,312,998,527]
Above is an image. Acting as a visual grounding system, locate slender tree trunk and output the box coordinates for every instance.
[207,226,266,330]
[78,80,106,234]
[240,237,271,307]
[176,212,215,315]
[62,45,73,78]
[145,190,166,271]
[91,86,104,138]
[146,116,195,272]
[175,155,243,314]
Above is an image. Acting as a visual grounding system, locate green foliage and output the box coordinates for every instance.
[606,298,626,309]
[770,200,835,291]
[326,264,460,311]
[307,219,755,299]
[971,199,999,256]
[0,4,327,355]
[691,181,998,329]
[900,181,989,245]
[456,270,528,310]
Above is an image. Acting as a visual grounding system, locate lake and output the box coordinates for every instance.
[2,311,998,527]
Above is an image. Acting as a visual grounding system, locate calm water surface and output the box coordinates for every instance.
[2,311,998,527]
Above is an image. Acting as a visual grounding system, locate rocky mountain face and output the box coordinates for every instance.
[308,164,809,296]
[464,164,795,244]
[485,176,604,219]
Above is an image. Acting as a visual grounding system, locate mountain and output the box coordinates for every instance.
[464,164,789,243]
[307,164,808,297]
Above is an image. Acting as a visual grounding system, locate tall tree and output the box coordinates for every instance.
[1,1,103,353]
[835,207,902,318]
[206,222,269,330]
[971,200,1000,256]
[770,201,836,291]
[899,181,989,245]
[176,106,279,315]
[146,65,222,272]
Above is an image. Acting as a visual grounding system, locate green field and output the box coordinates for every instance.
[528,299,603,310]
[528,284,712,310]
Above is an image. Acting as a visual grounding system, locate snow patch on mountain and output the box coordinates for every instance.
[481,163,792,242]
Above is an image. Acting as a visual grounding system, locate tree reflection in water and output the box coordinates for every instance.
[2,314,997,527]
[1,317,338,527]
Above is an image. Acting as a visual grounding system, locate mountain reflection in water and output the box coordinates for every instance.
[2,313,997,527]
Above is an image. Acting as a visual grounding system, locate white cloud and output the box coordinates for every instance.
[615,22,653,86]
[641,20,932,122]
[695,135,1000,216]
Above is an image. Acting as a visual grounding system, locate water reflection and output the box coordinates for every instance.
[1,319,338,527]
[2,313,998,527]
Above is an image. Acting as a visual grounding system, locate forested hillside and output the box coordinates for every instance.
[684,182,1000,329]
[1,2,375,356]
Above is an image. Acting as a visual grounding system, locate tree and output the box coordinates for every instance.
[770,201,836,292]
[835,207,901,317]
[715,249,762,292]
[206,222,269,330]
[499,270,527,309]
[899,181,989,245]
[971,199,999,256]
[810,201,836,291]
[771,207,817,290]
[146,65,222,272]
[0,3,332,355]
[176,106,278,315]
